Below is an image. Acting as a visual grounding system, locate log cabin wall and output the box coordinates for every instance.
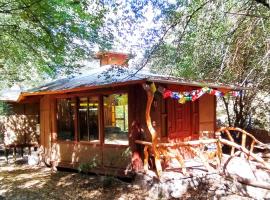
[0,102,39,146]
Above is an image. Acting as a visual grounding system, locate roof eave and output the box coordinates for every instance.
[148,78,248,90]
[18,79,147,101]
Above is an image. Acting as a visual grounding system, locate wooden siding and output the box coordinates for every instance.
[40,96,51,164]
[199,94,216,137]
[0,103,39,145]
[39,83,216,174]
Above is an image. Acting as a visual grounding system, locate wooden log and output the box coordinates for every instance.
[215,132,223,166]
[175,149,187,174]
[241,132,247,148]
[156,139,218,148]
[189,146,212,171]
[143,146,149,171]
[217,127,265,146]
[219,138,270,169]
[224,130,235,155]
[160,147,187,174]
[249,140,256,160]
[135,140,153,146]
[143,84,163,177]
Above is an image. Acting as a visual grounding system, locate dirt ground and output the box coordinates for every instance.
[0,156,149,200]
[0,156,253,200]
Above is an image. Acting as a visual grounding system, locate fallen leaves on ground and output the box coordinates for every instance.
[0,160,147,200]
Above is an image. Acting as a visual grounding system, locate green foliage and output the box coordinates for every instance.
[148,0,270,129]
[0,101,12,116]
[0,0,112,89]
[78,155,98,173]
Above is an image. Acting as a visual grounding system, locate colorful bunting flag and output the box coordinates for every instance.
[145,83,241,104]
[150,82,157,94]
[179,96,186,104]
[163,90,172,99]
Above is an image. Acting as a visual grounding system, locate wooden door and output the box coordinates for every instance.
[167,98,192,139]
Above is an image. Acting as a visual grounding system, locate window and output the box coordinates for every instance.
[103,94,128,145]
[78,97,99,141]
[57,98,75,140]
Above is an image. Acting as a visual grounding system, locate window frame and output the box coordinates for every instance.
[78,96,100,143]
[103,93,129,146]
[54,89,129,147]
[55,97,76,142]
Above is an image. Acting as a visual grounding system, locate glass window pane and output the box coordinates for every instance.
[78,97,99,141]
[79,97,88,141]
[88,97,99,140]
[57,98,75,141]
[104,94,128,145]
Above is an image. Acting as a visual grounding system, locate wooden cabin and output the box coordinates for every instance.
[16,52,241,176]
[0,87,39,151]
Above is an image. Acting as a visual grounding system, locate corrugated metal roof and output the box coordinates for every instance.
[0,86,22,102]
[26,65,244,94]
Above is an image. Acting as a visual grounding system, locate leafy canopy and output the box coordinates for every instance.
[0,0,112,89]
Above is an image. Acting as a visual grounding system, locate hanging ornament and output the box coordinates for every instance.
[192,89,205,101]
[163,90,172,99]
[179,96,186,104]
[209,89,216,95]
[202,87,210,93]
[142,83,150,91]
[185,96,192,101]
[214,90,223,97]
[183,92,190,96]
[179,93,184,99]
[172,92,180,100]
[191,90,197,96]
[157,86,166,94]
[224,92,230,98]
[150,82,157,94]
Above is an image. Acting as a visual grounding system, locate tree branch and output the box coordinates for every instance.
[127,0,210,79]
[0,0,42,14]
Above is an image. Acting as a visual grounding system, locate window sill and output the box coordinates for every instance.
[56,140,76,144]
[79,140,100,145]
[103,143,129,147]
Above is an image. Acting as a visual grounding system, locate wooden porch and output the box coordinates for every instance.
[135,83,270,180]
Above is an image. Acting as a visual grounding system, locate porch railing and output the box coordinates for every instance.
[135,127,270,177]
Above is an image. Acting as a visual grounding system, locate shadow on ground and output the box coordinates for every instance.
[0,157,146,200]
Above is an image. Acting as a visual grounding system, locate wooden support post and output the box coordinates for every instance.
[189,146,212,171]
[143,83,163,177]
[28,146,31,155]
[225,130,235,155]
[143,146,149,171]
[5,147,9,163]
[13,147,16,161]
[215,131,222,166]
[249,140,256,160]
[20,147,24,158]
[241,132,247,148]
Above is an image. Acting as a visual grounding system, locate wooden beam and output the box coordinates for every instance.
[157,139,218,147]
[135,140,153,146]
[220,138,270,169]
